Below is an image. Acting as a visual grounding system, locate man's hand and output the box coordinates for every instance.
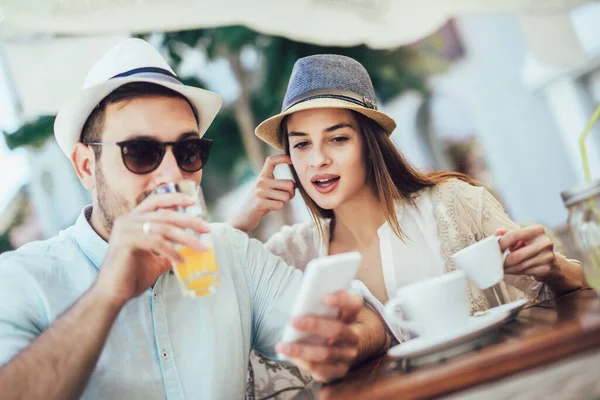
[275,291,364,383]
[95,192,211,306]
[228,155,295,233]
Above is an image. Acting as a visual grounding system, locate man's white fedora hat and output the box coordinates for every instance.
[54,38,222,157]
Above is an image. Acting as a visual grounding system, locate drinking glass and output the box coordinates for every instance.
[154,180,220,297]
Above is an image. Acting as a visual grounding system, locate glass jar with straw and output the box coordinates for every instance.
[562,181,600,291]
[562,105,600,291]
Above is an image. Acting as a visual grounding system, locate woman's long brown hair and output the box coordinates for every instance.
[280,110,480,243]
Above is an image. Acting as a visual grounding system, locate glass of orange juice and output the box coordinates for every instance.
[154,180,221,297]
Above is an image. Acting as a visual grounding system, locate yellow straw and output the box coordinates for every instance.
[580,105,600,182]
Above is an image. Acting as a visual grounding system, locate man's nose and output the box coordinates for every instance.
[152,148,184,186]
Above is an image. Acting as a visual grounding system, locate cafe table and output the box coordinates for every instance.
[293,288,600,399]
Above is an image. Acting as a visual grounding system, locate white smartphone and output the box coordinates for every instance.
[280,251,361,347]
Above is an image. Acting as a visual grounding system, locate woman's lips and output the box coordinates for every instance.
[312,177,340,194]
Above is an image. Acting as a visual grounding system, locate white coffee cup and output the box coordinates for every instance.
[384,271,470,338]
[451,235,509,290]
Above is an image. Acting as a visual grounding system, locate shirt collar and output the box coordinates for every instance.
[69,205,109,270]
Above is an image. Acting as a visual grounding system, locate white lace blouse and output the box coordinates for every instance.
[264,180,550,319]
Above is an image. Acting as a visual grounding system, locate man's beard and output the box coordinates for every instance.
[95,164,156,235]
[95,166,131,235]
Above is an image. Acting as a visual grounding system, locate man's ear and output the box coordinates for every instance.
[71,143,96,190]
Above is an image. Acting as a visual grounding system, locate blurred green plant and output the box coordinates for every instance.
[0,231,13,253]
[3,116,55,150]
[0,188,30,254]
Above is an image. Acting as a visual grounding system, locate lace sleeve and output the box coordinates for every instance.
[263,221,323,271]
[436,179,550,306]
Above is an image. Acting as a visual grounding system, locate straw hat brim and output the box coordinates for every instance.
[255,97,396,151]
[54,76,222,158]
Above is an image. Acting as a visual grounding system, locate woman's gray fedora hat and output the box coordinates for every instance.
[255,54,396,151]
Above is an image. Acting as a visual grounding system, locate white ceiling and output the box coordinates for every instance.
[0,0,591,48]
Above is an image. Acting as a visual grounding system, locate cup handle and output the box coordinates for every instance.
[384,296,421,335]
[496,236,510,264]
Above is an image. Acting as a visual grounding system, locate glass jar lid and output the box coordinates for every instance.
[561,179,600,207]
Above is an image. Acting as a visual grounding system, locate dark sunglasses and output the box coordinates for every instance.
[86,137,213,174]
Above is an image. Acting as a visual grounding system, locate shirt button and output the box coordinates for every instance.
[161,350,168,359]
[153,292,158,301]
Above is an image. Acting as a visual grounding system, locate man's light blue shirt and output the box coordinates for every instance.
[0,206,303,399]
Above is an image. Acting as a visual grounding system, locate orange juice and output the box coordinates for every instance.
[173,247,220,297]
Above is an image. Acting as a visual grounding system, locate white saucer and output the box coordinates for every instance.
[474,298,529,321]
[388,310,510,359]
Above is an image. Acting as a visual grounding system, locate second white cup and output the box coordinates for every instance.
[384,271,471,338]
